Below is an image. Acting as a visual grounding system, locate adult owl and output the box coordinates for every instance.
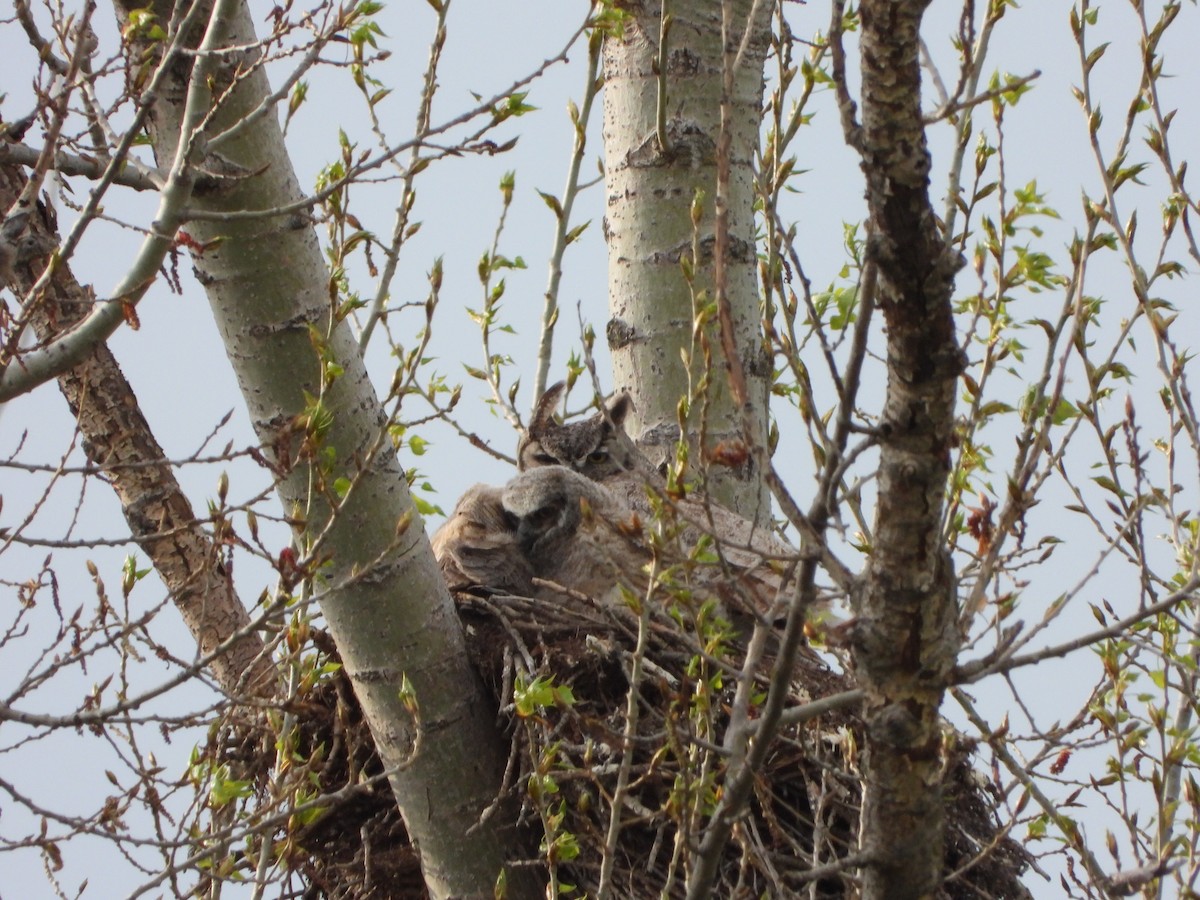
[517,381,649,481]
[518,383,797,582]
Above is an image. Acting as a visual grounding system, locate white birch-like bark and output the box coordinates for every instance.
[602,0,772,520]
[111,2,530,896]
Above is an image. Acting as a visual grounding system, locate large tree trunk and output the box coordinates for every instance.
[852,1,964,896]
[602,0,772,520]
[110,2,531,896]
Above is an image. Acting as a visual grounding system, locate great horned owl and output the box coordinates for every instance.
[517,382,644,480]
[437,381,802,621]
[431,483,535,597]
[501,465,648,603]
[511,382,799,612]
[432,466,646,605]
[434,465,794,627]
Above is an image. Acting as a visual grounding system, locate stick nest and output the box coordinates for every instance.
[218,587,1031,898]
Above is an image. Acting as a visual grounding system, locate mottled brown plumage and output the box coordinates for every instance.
[517,382,644,480]
[435,382,803,623]
[431,483,535,597]
[500,465,647,604]
[433,464,797,627]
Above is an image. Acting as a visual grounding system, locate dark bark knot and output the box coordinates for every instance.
[868,701,923,748]
[647,234,755,267]
[666,47,700,77]
[745,344,772,379]
[606,317,637,350]
[627,120,715,169]
[248,308,324,338]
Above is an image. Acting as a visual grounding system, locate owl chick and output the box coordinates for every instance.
[500,466,800,628]
[517,382,643,481]
[434,465,800,631]
[500,464,647,604]
[431,483,535,597]
[432,466,645,605]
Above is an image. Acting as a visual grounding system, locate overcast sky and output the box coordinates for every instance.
[1,0,1197,895]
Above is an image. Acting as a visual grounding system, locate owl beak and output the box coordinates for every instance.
[515,518,538,555]
[515,503,562,555]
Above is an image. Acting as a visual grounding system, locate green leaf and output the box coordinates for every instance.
[412,495,444,517]
[564,221,590,245]
[493,91,538,123]
[513,675,573,717]
[1026,812,1048,839]
[537,190,563,219]
[1051,398,1079,425]
[399,673,419,716]
[1084,42,1109,74]
[1091,475,1127,498]
[210,765,253,807]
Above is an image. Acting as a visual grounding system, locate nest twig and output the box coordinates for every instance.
[208,583,1029,898]
[454,583,1031,899]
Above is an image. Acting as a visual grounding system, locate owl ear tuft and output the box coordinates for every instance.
[530,381,567,433]
[607,392,633,428]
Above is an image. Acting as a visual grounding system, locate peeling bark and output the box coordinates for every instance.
[852,1,965,897]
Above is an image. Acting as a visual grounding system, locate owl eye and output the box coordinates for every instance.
[532,452,558,466]
[586,448,609,464]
